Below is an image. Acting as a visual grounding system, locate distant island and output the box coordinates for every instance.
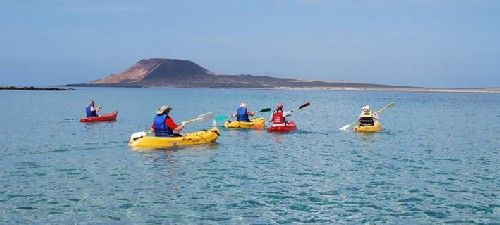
[68,58,499,93]
[68,58,403,88]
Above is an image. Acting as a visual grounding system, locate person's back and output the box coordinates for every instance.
[151,105,184,137]
[234,102,253,122]
[236,107,250,122]
[270,103,289,125]
[358,105,375,126]
[153,114,174,137]
[271,110,286,124]
[85,101,98,118]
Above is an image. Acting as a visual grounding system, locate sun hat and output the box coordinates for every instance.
[156,105,172,114]
[362,105,370,110]
[240,102,247,108]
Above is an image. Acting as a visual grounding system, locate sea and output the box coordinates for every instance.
[0,87,498,224]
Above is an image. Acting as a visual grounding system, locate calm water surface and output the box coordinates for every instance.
[0,88,499,224]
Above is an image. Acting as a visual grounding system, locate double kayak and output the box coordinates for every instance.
[354,121,382,133]
[224,117,265,129]
[129,127,220,149]
[267,121,297,133]
[80,111,118,123]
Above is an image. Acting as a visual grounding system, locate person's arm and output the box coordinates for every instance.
[150,123,155,132]
[90,106,101,112]
[248,111,255,116]
[166,117,183,133]
[284,111,292,117]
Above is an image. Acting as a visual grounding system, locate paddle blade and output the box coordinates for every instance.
[259,108,272,112]
[339,124,351,130]
[214,115,229,122]
[213,115,229,127]
[298,102,310,109]
[197,112,214,121]
[215,115,228,120]
[130,131,147,140]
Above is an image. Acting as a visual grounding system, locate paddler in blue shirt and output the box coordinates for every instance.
[85,100,100,118]
[232,102,255,122]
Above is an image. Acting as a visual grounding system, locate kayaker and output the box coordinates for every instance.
[151,105,185,137]
[85,100,100,118]
[232,102,254,122]
[269,103,291,125]
[358,105,379,126]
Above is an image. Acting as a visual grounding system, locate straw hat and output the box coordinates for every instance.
[156,105,172,114]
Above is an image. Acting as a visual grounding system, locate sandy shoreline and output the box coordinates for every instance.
[271,86,500,94]
[0,86,74,91]
[3,85,499,94]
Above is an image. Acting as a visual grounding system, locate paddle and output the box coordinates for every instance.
[181,112,214,125]
[266,101,310,124]
[130,112,214,140]
[376,102,395,114]
[339,102,395,131]
[213,107,272,126]
[288,102,310,115]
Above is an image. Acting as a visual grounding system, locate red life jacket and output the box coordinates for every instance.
[272,111,285,124]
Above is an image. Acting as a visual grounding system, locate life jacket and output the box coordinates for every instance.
[236,107,250,122]
[85,105,97,117]
[153,114,174,137]
[272,111,286,124]
[359,111,375,126]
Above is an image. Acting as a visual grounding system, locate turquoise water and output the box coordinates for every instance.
[0,88,499,224]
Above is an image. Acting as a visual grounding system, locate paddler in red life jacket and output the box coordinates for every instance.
[357,105,379,126]
[150,105,185,137]
[85,100,100,118]
[269,103,291,125]
[232,102,254,122]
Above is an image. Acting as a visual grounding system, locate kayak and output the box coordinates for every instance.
[267,121,297,133]
[129,127,220,149]
[224,117,265,129]
[80,111,118,122]
[354,121,382,133]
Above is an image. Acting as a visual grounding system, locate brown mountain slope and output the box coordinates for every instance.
[74,58,401,88]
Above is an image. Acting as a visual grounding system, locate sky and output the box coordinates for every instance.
[0,0,499,88]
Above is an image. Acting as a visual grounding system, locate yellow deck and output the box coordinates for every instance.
[224,117,265,129]
[129,127,220,149]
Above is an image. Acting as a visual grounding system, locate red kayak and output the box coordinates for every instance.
[267,121,297,133]
[80,111,118,123]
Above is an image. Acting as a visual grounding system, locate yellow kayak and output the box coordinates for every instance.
[354,121,382,133]
[224,117,265,129]
[129,127,220,149]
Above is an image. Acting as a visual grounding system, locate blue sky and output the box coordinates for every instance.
[1,0,499,87]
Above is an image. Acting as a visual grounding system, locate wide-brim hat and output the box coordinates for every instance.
[362,105,370,110]
[156,105,172,114]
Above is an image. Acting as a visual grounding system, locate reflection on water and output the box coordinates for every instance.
[0,88,498,224]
